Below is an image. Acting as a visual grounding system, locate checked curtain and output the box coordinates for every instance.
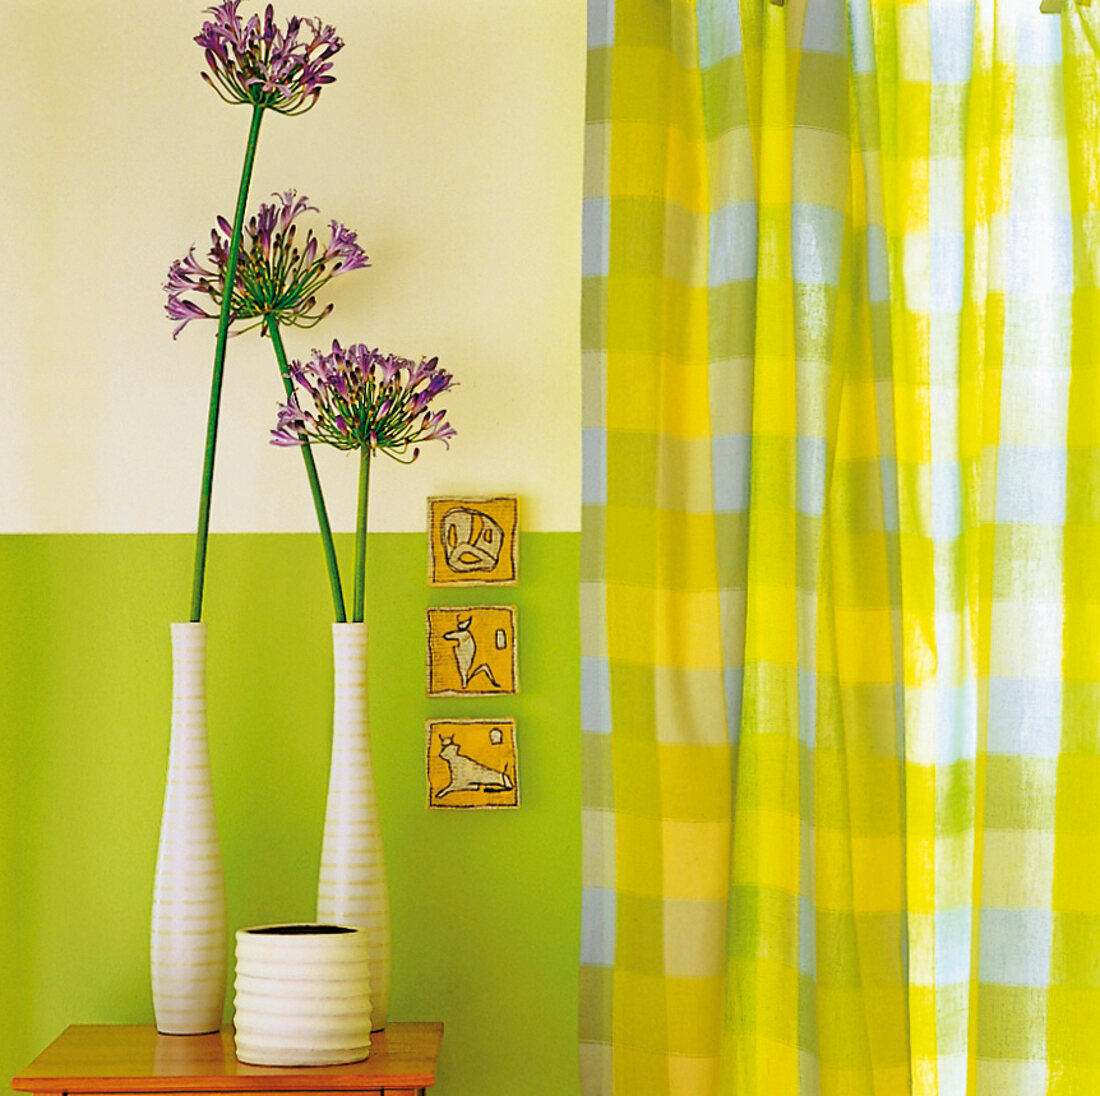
[579,0,1100,1094]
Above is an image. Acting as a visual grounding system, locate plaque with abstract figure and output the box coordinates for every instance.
[428,496,518,585]
[426,606,517,696]
[426,719,519,809]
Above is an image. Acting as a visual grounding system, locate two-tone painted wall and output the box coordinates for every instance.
[0,4,585,1095]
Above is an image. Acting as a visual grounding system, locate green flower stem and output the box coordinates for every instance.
[266,316,347,622]
[353,447,371,624]
[190,103,265,622]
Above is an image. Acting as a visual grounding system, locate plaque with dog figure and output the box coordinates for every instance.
[428,495,518,585]
[426,719,519,809]
[426,605,518,696]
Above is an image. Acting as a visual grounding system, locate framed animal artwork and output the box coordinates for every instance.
[426,606,518,697]
[427,496,518,586]
[426,719,519,809]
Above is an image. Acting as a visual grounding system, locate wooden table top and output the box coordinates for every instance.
[12,1024,444,1092]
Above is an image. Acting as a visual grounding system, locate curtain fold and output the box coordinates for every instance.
[580,1,1100,1093]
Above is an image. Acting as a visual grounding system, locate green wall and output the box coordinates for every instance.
[0,532,580,1096]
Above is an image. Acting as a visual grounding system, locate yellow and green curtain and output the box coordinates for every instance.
[580,0,1100,1093]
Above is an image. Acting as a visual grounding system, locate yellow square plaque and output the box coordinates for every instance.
[428,496,518,585]
[426,605,517,696]
[427,719,519,809]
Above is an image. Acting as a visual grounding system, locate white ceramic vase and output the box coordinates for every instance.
[233,923,371,1066]
[151,622,227,1034]
[316,622,391,1031]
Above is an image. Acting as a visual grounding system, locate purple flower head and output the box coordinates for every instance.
[196,1,343,115]
[270,339,456,462]
[166,297,217,340]
[276,189,315,228]
[164,190,369,338]
[326,221,369,272]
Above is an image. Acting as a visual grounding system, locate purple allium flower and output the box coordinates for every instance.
[271,340,456,460]
[196,2,343,115]
[164,190,368,338]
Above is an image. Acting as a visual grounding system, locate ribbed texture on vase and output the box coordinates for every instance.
[233,924,371,1066]
[317,622,391,1031]
[151,622,227,1035]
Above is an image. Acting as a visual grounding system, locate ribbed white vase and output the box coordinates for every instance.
[151,622,227,1034]
[317,622,391,1031]
[234,924,371,1066]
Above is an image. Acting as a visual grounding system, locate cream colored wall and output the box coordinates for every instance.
[1,0,585,533]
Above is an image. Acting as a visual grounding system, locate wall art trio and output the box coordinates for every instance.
[426,496,520,810]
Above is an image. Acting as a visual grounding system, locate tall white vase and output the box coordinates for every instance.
[317,622,391,1031]
[151,622,227,1034]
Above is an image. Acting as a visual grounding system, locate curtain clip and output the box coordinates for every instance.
[770,0,785,7]
[1039,0,1063,10]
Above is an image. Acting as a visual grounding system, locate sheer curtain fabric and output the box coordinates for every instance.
[580,1,1100,1094]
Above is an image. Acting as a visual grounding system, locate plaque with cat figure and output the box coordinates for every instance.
[426,605,518,697]
[426,719,519,809]
[428,496,518,585]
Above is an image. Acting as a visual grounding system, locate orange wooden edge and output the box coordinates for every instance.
[12,1024,443,1094]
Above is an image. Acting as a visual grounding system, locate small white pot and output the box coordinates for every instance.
[233,924,371,1066]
